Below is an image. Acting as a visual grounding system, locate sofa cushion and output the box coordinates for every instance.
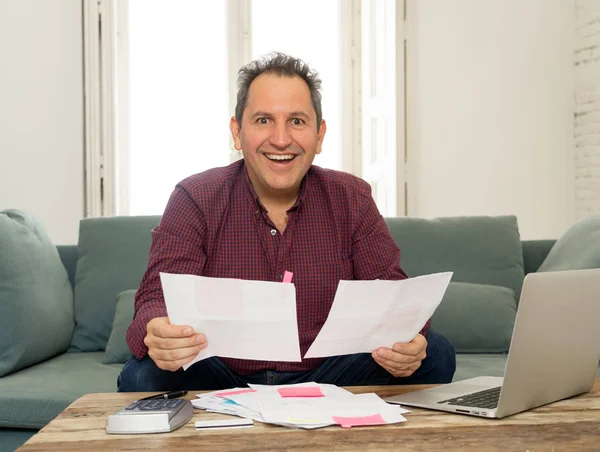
[0,429,37,452]
[69,216,160,352]
[431,282,517,353]
[537,215,600,272]
[385,215,525,299]
[103,290,136,364]
[0,209,74,377]
[0,352,122,429]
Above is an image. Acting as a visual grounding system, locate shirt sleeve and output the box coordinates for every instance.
[350,190,431,338]
[126,186,208,359]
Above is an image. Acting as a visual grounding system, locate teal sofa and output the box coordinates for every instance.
[1,213,597,451]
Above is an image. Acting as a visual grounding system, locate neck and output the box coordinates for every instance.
[258,191,298,214]
[246,174,301,212]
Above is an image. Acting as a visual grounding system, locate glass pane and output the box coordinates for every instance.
[251,0,342,171]
[360,0,397,216]
[125,0,229,215]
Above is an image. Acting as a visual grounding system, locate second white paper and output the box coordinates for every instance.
[160,273,302,369]
[304,272,452,358]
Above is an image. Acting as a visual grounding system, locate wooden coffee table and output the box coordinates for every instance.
[19,379,600,451]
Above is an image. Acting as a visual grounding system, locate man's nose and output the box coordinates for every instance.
[269,122,293,149]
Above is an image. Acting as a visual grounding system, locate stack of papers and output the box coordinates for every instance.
[191,382,409,429]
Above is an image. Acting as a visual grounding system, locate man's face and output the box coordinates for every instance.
[230,72,326,202]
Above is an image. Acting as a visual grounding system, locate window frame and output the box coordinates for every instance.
[83,0,406,217]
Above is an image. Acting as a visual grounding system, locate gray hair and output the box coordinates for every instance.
[235,52,323,131]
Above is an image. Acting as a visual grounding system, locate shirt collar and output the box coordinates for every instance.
[241,160,309,213]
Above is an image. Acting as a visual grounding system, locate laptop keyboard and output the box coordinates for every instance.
[438,386,501,409]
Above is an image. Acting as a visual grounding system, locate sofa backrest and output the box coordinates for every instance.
[522,239,555,275]
[67,216,161,352]
[56,245,78,289]
[385,215,525,299]
[55,217,555,292]
[56,215,554,354]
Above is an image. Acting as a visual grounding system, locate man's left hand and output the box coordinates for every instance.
[372,334,427,377]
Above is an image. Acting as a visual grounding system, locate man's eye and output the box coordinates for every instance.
[257,118,269,124]
[291,118,304,125]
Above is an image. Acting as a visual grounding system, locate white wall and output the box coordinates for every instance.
[575,0,600,218]
[0,0,84,244]
[407,0,576,239]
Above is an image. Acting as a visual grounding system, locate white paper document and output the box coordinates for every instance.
[160,273,301,368]
[192,387,266,422]
[249,383,408,429]
[161,271,451,365]
[304,272,453,358]
[192,383,410,429]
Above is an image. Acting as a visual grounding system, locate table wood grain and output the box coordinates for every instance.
[19,379,600,451]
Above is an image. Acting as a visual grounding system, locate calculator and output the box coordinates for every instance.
[106,398,193,434]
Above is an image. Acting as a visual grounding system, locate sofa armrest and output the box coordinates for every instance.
[522,240,555,275]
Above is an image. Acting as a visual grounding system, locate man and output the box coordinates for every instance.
[118,52,455,392]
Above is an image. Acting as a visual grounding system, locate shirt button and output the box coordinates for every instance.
[270,229,277,236]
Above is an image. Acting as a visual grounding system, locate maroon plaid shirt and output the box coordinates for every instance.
[127,159,429,375]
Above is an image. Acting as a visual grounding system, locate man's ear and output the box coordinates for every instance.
[230,117,242,150]
[316,120,327,155]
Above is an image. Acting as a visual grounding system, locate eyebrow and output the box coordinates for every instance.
[250,111,311,120]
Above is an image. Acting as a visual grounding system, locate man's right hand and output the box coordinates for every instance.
[144,317,208,371]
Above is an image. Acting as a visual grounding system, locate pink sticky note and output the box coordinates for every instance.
[332,413,386,428]
[277,386,324,398]
[215,389,257,397]
[283,271,293,283]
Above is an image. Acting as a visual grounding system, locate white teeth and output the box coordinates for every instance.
[266,154,295,161]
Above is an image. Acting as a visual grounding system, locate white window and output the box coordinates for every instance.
[125,1,230,215]
[360,0,403,217]
[84,0,406,217]
[251,0,342,171]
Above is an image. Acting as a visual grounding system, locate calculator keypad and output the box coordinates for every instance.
[124,398,186,413]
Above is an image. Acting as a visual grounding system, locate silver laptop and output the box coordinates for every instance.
[386,268,600,418]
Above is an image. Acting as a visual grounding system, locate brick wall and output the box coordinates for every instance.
[575,0,600,218]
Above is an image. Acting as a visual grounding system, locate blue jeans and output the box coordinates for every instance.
[117,328,455,392]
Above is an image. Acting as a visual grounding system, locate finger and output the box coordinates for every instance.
[153,355,195,372]
[375,359,421,377]
[373,347,424,372]
[391,342,419,355]
[146,333,207,351]
[146,317,196,339]
[374,347,416,364]
[156,322,198,339]
[149,343,204,365]
[373,352,421,372]
[374,356,419,377]
[393,364,419,377]
[391,334,427,355]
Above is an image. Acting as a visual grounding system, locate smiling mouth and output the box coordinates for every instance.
[265,154,296,162]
